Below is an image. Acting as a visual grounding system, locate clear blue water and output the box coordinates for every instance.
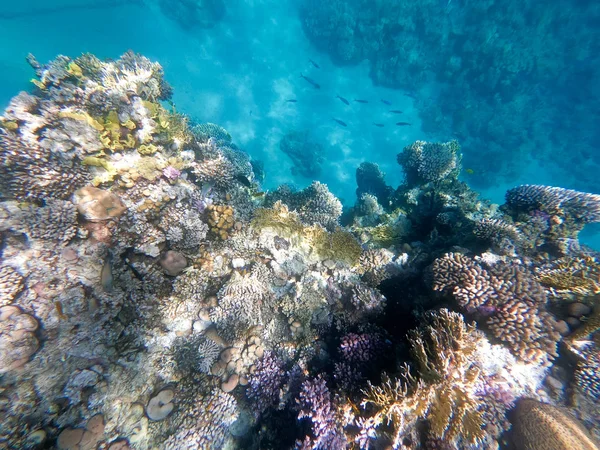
[1,0,599,248]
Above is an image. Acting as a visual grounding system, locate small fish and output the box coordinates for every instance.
[309,59,320,69]
[332,118,347,127]
[336,95,350,105]
[396,122,411,126]
[235,174,252,188]
[300,74,320,89]
[381,99,392,105]
[101,254,114,293]
[465,168,475,175]
[54,301,67,320]
[389,110,403,114]
[373,123,385,127]
[354,99,369,104]
[404,92,417,99]
[286,99,297,103]
[252,191,266,198]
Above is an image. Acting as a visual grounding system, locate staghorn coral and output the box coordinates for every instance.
[164,388,238,449]
[192,122,232,144]
[431,252,561,364]
[360,309,486,448]
[246,351,288,417]
[506,185,600,223]
[397,140,462,185]
[473,218,522,255]
[191,153,235,188]
[357,248,409,286]
[535,256,600,299]
[574,343,600,401]
[20,199,79,243]
[296,376,347,450]
[510,398,600,450]
[0,132,89,201]
[265,182,342,230]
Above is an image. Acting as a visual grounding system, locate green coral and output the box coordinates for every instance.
[251,201,362,265]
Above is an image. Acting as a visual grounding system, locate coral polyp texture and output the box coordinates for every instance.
[1,50,599,449]
[431,253,561,364]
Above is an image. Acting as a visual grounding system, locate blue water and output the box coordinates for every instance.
[1,0,599,246]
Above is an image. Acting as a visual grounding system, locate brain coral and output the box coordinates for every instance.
[510,398,600,450]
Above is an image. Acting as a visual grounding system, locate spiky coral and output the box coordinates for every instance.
[360,309,486,448]
[535,256,600,299]
[431,253,561,364]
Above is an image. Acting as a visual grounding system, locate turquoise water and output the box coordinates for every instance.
[4,1,598,206]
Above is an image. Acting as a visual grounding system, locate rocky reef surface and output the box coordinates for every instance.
[0,52,599,450]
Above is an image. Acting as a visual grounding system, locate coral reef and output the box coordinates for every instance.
[359,310,487,448]
[398,140,462,185]
[1,49,598,450]
[431,253,561,364]
[265,181,343,230]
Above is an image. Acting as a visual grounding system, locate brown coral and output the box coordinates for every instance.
[361,309,486,448]
[510,398,599,450]
[535,256,600,299]
[0,265,25,306]
[73,185,127,221]
[431,253,561,363]
[206,204,235,239]
[0,305,40,373]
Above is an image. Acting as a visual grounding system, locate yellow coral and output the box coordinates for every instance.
[361,309,485,447]
[252,202,362,265]
[536,256,600,298]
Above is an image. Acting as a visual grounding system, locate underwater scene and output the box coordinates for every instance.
[0,0,599,449]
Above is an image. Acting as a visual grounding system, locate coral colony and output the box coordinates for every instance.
[0,51,599,450]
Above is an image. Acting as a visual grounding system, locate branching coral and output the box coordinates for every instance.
[360,309,486,448]
[431,253,561,363]
[0,266,25,307]
[535,256,600,299]
[397,140,461,185]
[265,182,343,230]
[504,185,600,245]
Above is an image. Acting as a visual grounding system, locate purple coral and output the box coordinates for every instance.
[246,351,287,416]
[162,166,181,180]
[339,333,383,363]
[296,376,347,449]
